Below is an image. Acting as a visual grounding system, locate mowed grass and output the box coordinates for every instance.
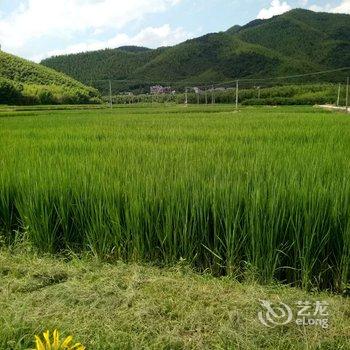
[1,251,350,350]
[0,105,350,291]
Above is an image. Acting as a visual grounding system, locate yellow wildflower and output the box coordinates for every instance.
[33,330,85,350]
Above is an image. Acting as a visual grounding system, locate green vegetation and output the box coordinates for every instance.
[0,105,350,292]
[41,9,350,94]
[111,83,347,106]
[0,250,349,350]
[0,51,101,104]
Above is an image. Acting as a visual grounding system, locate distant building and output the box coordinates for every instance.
[150,85,172,94]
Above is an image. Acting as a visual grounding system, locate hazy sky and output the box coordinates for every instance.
[0,0,349,62]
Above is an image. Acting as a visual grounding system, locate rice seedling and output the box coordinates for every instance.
[0,105,349,291]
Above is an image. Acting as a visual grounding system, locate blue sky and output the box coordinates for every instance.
[0,0,349,61]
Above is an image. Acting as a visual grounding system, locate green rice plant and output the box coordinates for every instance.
[0,105,349,291]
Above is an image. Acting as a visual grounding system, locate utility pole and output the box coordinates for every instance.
[337,83,341,107]
[346,77,349,112]
[235,80,239,110]
[109,80,113,109]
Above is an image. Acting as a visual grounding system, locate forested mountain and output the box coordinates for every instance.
[0,51,100,104]
[41,9,350,94]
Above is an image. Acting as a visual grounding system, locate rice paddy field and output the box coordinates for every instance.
[1,104,350,292]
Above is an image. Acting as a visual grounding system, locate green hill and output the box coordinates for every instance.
[0,51,100,104]
[41,9,350,94]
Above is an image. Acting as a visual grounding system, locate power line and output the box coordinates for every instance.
[87,66,350,89]
[108,80,113,108]
[235,80,239,110]
[346,77,349,112]
[215,67,350,86]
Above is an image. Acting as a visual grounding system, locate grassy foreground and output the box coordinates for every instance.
[0,250,349,350]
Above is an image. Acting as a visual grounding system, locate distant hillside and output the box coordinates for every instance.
[0,51,100,104]
[41,9,350,94]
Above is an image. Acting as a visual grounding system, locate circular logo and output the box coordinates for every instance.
[258,300,293,328]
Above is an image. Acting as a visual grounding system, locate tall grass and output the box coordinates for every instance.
[0,105,349,291]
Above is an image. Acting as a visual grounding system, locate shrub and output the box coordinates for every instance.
[0,78,23,104]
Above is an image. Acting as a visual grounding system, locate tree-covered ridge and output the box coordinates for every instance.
[236,9,350,67]
[0,51,100,104]
[41,9,350,94]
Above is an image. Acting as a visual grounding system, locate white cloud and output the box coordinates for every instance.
[257,0,292,19]
[31,24,193,61]
[256,0,350,20]
[329,0,350,13]
[309,4,331,11]
[0,0,182,55]
[309,0,350,14]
